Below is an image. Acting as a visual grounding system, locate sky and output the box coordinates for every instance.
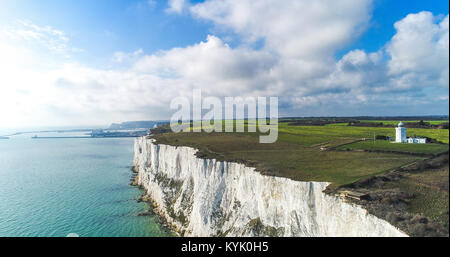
[0,0,448,129]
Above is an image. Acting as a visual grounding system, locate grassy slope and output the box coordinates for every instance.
[350,157,449,236]
[402,167,449,225]
[396,168,449,225]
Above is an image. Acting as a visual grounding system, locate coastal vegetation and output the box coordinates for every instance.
[341,153,449,236]
[152,119,448,187]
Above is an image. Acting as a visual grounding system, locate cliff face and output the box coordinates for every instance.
[133,137,407,237]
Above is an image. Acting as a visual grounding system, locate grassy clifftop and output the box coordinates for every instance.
[152,121,448,187]
[151,119,449,236]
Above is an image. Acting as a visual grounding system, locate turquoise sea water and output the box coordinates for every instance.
[0,135,169,237]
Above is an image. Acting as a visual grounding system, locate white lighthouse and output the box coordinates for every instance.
[395,122,407,143]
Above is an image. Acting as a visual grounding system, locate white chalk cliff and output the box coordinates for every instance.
[133,137,407,237]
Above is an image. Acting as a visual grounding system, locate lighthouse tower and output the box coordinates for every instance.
[395,122,407,143]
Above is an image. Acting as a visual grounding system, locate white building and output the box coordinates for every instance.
[395,122,407,143]
[395,121,426,144]
[406,137,427,144]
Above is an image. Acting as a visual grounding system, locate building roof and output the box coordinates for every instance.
[398,121,404,127]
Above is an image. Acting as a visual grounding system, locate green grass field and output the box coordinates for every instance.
[336,140,449,155]
[155,132,422,188]
[280,122,449,144]
[153,119,450,187]
[357,120,448,126]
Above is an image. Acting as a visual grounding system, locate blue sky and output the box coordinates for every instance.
[1,0,446,62]
[337,0,449,56]
[0,0,445,65]
[0,0,448,128]
[0,0,210,67]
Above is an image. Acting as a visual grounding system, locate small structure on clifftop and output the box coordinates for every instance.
[395,121,426,144]
[395,122,407,143]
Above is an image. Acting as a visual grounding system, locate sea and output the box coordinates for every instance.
[0,130,170,237]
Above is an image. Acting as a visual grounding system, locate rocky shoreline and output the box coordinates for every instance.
[130,166,177,236]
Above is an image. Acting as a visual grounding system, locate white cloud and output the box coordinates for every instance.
[387,12,449,88]
[113,49,144,63]
[160,2,447,114]
[1,20,81,58]
[132,35,277,95]
[190,0,372,59]
[325,12,449,95]
[166,0,188,14]
[182,0,377,105]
